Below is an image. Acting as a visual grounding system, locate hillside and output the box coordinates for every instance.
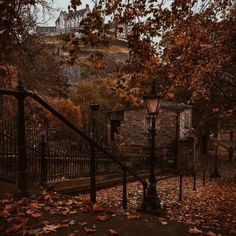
[43,36,129,85]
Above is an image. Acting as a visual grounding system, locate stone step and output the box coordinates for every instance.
[50,168,174,194]
[50,170,149,194]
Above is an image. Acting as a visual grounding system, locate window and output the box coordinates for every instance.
[184,111,191,129]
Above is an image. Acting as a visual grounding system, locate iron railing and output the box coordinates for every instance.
[0,82,148,207]
[0,122,175,184]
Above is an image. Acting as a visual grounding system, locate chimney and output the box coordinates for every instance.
[86,4,89,10]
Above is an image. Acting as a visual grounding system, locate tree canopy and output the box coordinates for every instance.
[67,0,235,131]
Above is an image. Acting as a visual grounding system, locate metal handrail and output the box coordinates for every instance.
[28,91,147,186]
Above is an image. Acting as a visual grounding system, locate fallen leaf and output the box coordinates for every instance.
[93,203,105,212]
[31,212,42,218]
[22,228,42,236]
[79,207,90,213]
[67,233,76,236]
[41,220,49,226]
[85,226,97,234]
[127,214,141,219]
[0,210,10,218]
[6,221,27,234]
[42,224,59,233]
[206,231,216,236]
[161,220,168,225]
[79,222,87,226]
[159,217,168,225]
[58,223,69,228]
[188,227,202,234]
[108,229,119,235]
[68,220,75,225]
[106,208,117,214]
[96,215,108,221]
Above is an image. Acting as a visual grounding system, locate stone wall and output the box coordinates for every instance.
[118,108,178,154]
[106,104,198,171]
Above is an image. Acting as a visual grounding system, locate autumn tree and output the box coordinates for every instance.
[70,77,120,141]
[69,0,235,134]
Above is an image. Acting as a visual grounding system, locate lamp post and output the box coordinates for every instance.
[90,103,100,140]
[89,103,99,203]
[211,141,221,178]
[142,80,162,212]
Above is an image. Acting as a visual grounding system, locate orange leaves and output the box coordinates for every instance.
[106,207,117,214]
[188,227,203,234]
[125,212,141,220]
[5,218,28,234]
[88,52,106,71]
[175,35,186,49]
[108,229,119,235]
[92,203,105,212]
[159,217,168,225]
[0,210,10,218]
[42,223,60,233]
[65,42,75,52]
[85,225,97,234]
[96,215,108,221]
[94,62,106,70]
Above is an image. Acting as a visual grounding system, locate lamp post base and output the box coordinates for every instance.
[211,167,221,178]
[15,171,29,197]
[140,185,166,217]
[140,198,166,217]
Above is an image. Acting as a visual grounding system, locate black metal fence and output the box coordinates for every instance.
[0,120,18,182]
[0,119,174,184]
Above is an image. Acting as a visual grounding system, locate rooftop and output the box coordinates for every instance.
[107,101,192,114]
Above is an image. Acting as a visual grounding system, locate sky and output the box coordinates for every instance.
[38,0,95,26]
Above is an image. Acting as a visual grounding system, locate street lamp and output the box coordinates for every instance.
[142,80,163,213]
[211,141,221,178]
[90,103,100,140]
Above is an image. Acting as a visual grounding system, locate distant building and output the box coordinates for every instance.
[36,4,131,40]
[106,102,201,171]
[107,20,132,41]
[55,4,90,35]
[36,4,90,36]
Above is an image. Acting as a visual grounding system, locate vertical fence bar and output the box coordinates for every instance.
[141,183,147,210]
[90,142,96,203]
[6,121,9,176]
[40,135,47,186]
[203,169,205,186]
[193,171,196,191]
[16,82,28,196]
[209,167,212,180]
[179,174,183,201]
[122,167,127,209]
[2,122,6,177]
